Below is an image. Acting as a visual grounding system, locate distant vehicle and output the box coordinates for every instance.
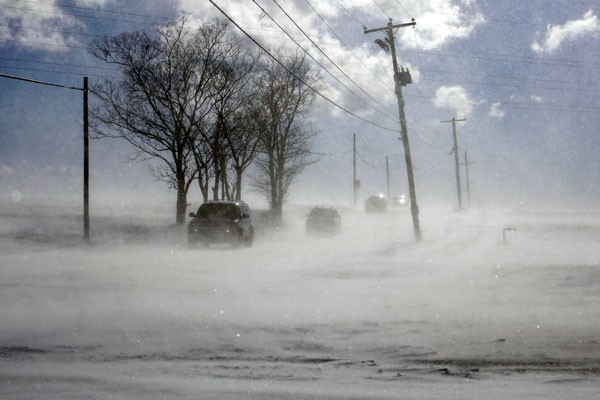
[391,194,408,207]
[188,200,254,248]
[365,195,387,213]
[305,206,341,236]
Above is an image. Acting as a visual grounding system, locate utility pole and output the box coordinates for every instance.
[386,155,390,201]
[461,151,474,205]
[441,117,466,211]
[364,18,421,241]
[83,76,90,240]
[0,73,91,241]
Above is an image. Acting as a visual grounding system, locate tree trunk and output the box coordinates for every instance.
[220,156,230,200]
[234,167,243,201]
[176,171,187,225]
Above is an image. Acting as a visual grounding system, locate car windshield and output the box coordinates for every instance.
[197,203,241,219]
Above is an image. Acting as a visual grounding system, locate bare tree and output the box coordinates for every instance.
[196,45,262,202]
[252,52,317,221]
[90,19,229,225]
[226,106,262,201]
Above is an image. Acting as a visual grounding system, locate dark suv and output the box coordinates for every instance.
[306,206,341,236]
[188,200,254,248]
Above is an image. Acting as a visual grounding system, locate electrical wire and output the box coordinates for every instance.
[5,2,596,69]
[303,0,399,117]
[355,150,380,169]
[209,0,400,134]
[394,0,414,19]
[0,37,87,50]
[423,77,600,94]
[0,3,162,27]
[420,68,600,87]
[266,0,398,123]
[410,29,436,98]
[0,64,115,79]
[252,0,398,124]
[309,149,353,156]
[0,23,105,39]
[0,56,119,72]
[371,0,391,19]
[408,49,594,70]
[17,0,173,22]
[0,72,83,91]
[4,2,598,116]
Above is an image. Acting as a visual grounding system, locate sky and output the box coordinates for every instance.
[1,0,599,212]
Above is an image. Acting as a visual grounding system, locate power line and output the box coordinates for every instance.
[8,1,597,70]
[0,72,82,91]
[407,49,596,69]
[18,0,173,22]
[309,149,353,156]
[420,68,600,87]
[371,0,391,19]
[303,0,398,113]
[410,29,436,98]
[0,3,163,27]
[254,1,387,121]
[423,76,600,94]
[265,0,398,123]
[409,97,600,114]
[355,150,380,169]
[5,2,599,118]
[0,64,114,79]
[0,56,119,72]
[332,0,365,28]
[329,1,397,84]
[9,2,596,71]
[437,47,595,67]
[208,0,399,134]
[0,37,88,50]
[394,0,414,19]
[0,22,105,39]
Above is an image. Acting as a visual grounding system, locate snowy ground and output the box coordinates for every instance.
[1,200,599,399]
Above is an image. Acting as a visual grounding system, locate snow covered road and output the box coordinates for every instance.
[1,203,599,398]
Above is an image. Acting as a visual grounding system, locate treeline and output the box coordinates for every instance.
[90,19,316,224]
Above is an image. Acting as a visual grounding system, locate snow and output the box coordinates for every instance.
[1,200,599,398]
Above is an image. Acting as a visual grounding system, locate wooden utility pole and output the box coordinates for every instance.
[364,18,421,241]
[461,151,474,204]
[83,76,90,240]
[441,117,466,211]
[386,155,390,201]
[0,73,91,240]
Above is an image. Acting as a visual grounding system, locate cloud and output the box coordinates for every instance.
[433,85,475,117]
[396,0,485,49]
[0,0,114,51]
[489,102,505,118]
[532,10,598,54]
